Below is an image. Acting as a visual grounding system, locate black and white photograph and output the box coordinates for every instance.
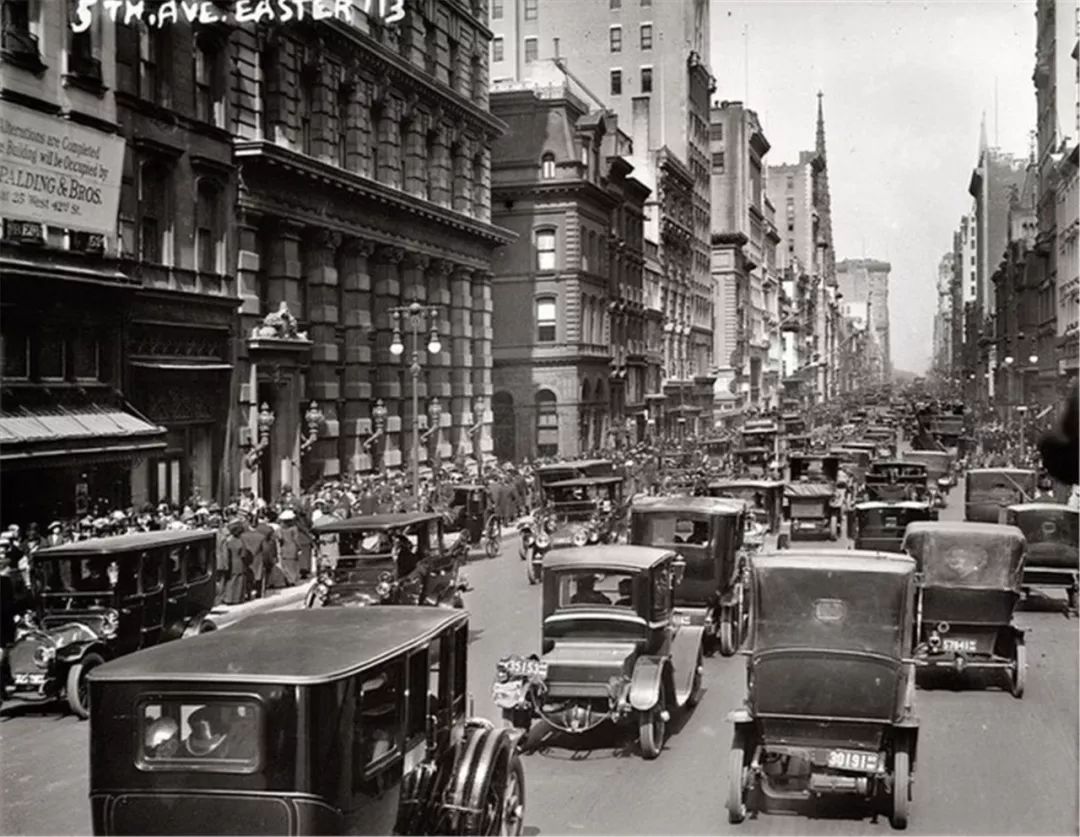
[0,0,1078,834]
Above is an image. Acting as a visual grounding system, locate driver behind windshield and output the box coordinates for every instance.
[571,574,611,605]
[392,532,418,577]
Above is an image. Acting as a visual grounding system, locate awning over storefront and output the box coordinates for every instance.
[0,402,167,466]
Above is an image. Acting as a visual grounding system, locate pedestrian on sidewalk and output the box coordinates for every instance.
[221,519,254,606]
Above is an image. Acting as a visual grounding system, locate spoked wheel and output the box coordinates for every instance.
[727,729,749,824]
[717,605,737,657]
[1010,637,1026,699]
[890,744,911,830]
[485,517,502,559]
[638,698,667,760]
[66,651,104,720]
[496,755,526,835]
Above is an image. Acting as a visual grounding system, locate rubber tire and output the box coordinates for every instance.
[1010,637,1026,699]
[495,754,526,836]
[526,552,540,586]
[198,620,217,634]
[686,650,704,707]
[304,586,321,609]
[638,703,666,760]
[891,746,910,830]
[66,652,104,720]
[727,730,748,824]
[718,606,737,657]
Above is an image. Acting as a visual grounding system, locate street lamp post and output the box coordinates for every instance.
[469,395,485,482]
[390,302,443,506]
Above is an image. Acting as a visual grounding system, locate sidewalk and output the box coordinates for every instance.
[207,581,313,629]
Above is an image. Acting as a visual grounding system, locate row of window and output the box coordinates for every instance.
[489,0,652,20]
[1,328,112,384]
[609,67,652,95]
[608,24,652,52]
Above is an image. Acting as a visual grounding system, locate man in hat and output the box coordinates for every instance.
[221,519,254,605]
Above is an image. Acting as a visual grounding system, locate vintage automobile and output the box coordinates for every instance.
[6,530,217,720]
[734,446,773,476]
[727,552,919,830]
[708,479,787,549]
[629,496,748,656]
[519,475,626,585]
[534,459,616,504]
[742,419,779,454]
[781,413,806,436]
[783,433,812,454]
[307,513,468,610]
[902,522,1027,698]
[850,501,937,553]
[903,450,955,490]
[789,453,841,484]
[964,468,1038,523]
[493,546,703,760]
[831,447,872,486]
[1004,503,1079,611]
[865,462,931,504]
[87,607,526,835]
[784,481,841,541]
[439,483,502,559]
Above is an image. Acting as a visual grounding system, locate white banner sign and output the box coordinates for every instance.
[0,100,125,236]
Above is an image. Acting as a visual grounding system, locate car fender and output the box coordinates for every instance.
[727,707,752,725]
[669,625,705,707]
[629,655,668,711]
[444,720,517,825]
[55,639,108,666]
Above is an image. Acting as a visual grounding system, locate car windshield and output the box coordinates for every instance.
[556,570,636,609]
[910,533,1023,588]
[1016,510,1078,545]
[33,555,138,598]
[138,698,261,773]
[637,515,711,547]
[968,472,1036,498]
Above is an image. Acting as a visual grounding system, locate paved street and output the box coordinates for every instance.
[2,486,1077,835]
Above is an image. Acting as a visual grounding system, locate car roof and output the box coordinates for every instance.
[34,529,216,557]
[537,459,612,471]
[1007,503,1077,514]
[546,475,624,488]
[631,496,744,516]
[855,501,932,510]
[871,461,925,469]
[903,521,1025,540]
[753,551,915,575]
[708,479,784,489]
[544,545,675,573]
[88,607,467,685]
[967,468,1037,476]
[312,511,441,533]
[449,484,486,491]
[789,453,840,460]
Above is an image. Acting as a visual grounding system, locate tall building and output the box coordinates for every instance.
[228,2,511,499]
[489,0,716,434]
[488,84,649,459]
[836,259,892,384]
[708,100,772,411]
[0,2,149,526]
[933,253,955,377]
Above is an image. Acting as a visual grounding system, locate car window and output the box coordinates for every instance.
[138,698,260,773]
[185,542,211,581]
[140,551,164,593]
[557,570,635,608]
[167,547,185,587]
[651,566,672,620]
[353,660,403,775]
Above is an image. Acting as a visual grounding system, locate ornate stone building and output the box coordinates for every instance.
[489,84,648,460]
[228,4,511,498]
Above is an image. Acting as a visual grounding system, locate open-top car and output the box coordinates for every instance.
[1004,503,1079,612]
[87,607,526,835]
[727,552,919,830]
[492,546,703,760]
[629,496,748,656]
[439,483,501,559]
[708,479,787,550]
[902,522,1027,698]
[850,501,937,553]
[964,469,1037,523]
[6,530,217,719]
[519,476,626,585]
[308,513,468,610]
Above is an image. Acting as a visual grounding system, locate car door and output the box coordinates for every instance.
[140,549,166,647]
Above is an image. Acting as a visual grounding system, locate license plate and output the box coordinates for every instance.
[826,749,880,772]
[504,658,549,678]
[13,672,45,686]
[943,638,977,652]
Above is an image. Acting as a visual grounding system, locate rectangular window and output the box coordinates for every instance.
[536,298,557,342]
[137,698,261,772]
[640,23,652,49]
[711,151,725,173]
[353,661,404,776]
[610,0,621,7]
[72,330,99,381]
[523,0,537,19]
[641,67,652,93]
[1,331,29,380]
[523,37,537,63]
[609,26,622,52]
[610,69,622,95]
[536,230,556,271]
[39,331,66,381]
[194,46,222,126]
[492,37,503,62]
[709,123,723,141]
[491,0,503,19]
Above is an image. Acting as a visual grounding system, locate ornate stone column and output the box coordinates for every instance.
[303,228,341,478]
[471,269,493,459]
[427,259,453,462]
[342,80,365,175]
[401,117,425,199]
[428,121,452,208]
[339,238,375,473]
[449,265,474,456]
[451,139,472,215]
[372,245,404,468]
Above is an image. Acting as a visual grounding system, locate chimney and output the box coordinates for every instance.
[631,97,651,155]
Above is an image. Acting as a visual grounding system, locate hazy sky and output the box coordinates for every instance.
[709,0,1036,374]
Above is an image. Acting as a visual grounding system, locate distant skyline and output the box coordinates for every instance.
[709,0,1037,374]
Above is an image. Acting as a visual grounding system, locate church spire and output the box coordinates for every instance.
[815,90,826,162]
[979,110,989,154]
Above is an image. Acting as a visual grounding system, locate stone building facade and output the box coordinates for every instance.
[227,5,511,498]
[489,85,648,460]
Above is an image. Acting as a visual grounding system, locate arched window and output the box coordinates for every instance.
[195,179,222,274]
[535,390,558,458]
[541,152,556,179]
